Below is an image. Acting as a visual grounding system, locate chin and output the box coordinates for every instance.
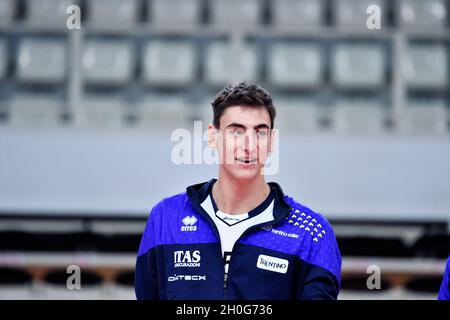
[228,166,263,181]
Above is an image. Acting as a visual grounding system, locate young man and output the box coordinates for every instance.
[438,256,450,300]
[135,82,341,300]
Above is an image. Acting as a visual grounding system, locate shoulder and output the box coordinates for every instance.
[148,191,190,221]
[283,195,336,238]
[283,195,342,286]
[153,191,189,210]
[138,191,190,256]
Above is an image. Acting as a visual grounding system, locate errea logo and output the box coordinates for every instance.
[257,254,289,274]
[181,215,197,232]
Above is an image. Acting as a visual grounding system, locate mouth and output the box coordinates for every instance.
[235,158,257,164]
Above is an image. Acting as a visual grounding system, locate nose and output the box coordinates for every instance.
[243,130,257,154]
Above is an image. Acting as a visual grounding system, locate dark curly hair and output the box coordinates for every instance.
[211,82,276,129]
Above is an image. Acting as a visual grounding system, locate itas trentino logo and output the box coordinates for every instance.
[257,254,289,274]
[181,215,198,231]
[174,250,201,268]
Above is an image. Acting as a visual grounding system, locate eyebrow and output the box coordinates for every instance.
[225,122,270,130]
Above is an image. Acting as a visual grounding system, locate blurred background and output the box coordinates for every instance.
[0,0,449,300]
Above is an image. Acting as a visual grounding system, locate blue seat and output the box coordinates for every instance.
[0,0,16,25]
[333,0,386,27]
[148,0,202,26]
[16,38,66,84]
[404,44,448,89]
[26,0,78,25]
[270,0,324,27]
[209,0,262,27]
[87,0,139,26]
[268,42,323,88]
[331,43,386,89]
[82,39,135,86]
[399,0,447,29]
[142,40,197,86]
[204,41,259,86]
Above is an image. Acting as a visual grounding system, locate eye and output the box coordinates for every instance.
[256,129,269,137]
[232,128,245,137]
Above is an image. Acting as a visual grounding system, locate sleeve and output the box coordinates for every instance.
[297,262,340,300]
[296,216,342,300]
[135,205,161,300]
[438,257,450,300]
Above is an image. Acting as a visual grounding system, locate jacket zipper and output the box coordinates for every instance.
[190,201,228,297]
[191,196,291,299]
[223,273,228,299]
[222,215,290,299]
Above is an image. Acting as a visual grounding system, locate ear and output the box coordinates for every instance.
[207,124,217,148]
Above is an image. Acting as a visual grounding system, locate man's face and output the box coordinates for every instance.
[208,105,274,181]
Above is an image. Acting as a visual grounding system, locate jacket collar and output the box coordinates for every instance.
[186,179,292,221]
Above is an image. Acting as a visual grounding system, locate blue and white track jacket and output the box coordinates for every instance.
[135,179,341,300]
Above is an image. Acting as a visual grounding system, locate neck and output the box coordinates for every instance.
[213,169,270,215]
